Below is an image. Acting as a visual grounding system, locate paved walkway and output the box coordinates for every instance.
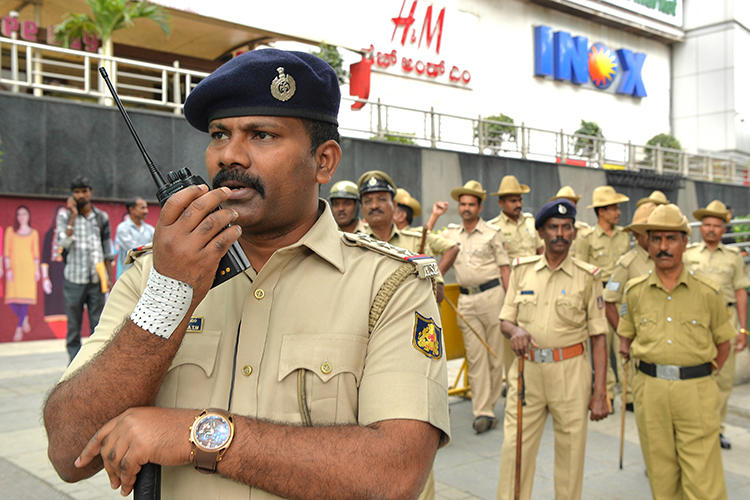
[2,339,750,499]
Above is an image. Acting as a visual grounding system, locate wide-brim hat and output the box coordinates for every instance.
[394,188,422,217]
[587,185,630,208]
[624,202,657,234]
[549,185,581,203]
[451,180,487,202]
[357,170,396,197]
[693,200,730,222]
[491,175,530,196]
[636,190,668,207]
[628,203,690,234]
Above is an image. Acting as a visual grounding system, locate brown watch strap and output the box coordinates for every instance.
[191,408,233,474]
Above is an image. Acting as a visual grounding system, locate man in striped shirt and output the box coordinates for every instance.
[56,175,115,362]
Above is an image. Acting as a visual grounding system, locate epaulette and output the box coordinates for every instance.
[724,245,741,254]
[512,255,542,267]
[690,269,721,292]
[342,232,439,279]
[522,211,534,218]
[616,249,637,267]
[575,220,591,230]
[571,257,600,276]
[686,242,700,249]
[125,243,153,264]
[400,228,425,238]
[485,222,501,231]
[624,273,649,293]
[446,223,461,229]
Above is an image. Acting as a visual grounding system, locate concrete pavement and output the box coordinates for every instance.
[2,339,750,499]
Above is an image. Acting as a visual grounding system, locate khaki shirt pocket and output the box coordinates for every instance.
[514,295,537,325]
[590,243,608,266]
[278,334,368,425]
[680,315,712,351]
[158,330,223,408]
[168,329,223,377]
[555,295,585,328]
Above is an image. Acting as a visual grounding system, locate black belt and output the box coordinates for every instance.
[459,278,501,295]
[638,361,712,380]
[727,302,736,307]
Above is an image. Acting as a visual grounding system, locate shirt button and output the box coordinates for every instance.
[667,339,673,344]
[321,361,332,375]
[667,296,672,301]
[667,317,672,322]
[692,320,697,325]
[254,289,265,300]
[241,365,253,376]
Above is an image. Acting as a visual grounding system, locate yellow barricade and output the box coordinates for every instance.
[440,283,470,397]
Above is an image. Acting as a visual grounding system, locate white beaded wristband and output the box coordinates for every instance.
[130,267,193,339]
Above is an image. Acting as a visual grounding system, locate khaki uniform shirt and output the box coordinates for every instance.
[360,224,456,257]
[603,245,652,304]
[618,267,736,366]
[499,254,608,348]
[441,219,509,287]
[62,204,450,500]
[570,220,591,255]
[575,224,630,282]
[406,225,459,256]
[488,211,542,259]
[684,242,750,304]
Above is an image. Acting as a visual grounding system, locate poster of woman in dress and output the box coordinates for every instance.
[41,206,68,339]
[4,205,40,341]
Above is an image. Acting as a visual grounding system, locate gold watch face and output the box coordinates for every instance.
[192,415,231,450]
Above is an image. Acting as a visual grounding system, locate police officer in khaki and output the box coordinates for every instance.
[358,171,458,277]
[603,202,657,410]
[576,185,631,405]
[43,49,450,500]
[498,198,609,500]
[548,185,590,254]
[488,175,544,258]
[442,180,510,433]
[618,203,734,500]
[684,200,750,450]
[328,180,362,233]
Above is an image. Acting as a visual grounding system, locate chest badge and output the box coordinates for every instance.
[413,312,442,359]
[187,317,204,333]
[271,67,296,101]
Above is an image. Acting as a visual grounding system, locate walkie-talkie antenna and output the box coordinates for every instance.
[98,66,167,190]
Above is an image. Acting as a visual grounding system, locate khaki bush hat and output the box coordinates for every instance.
[628,203,690,234]
[587,185,630,208]
[491,175,530,196]
[636,190,668,207]
[693,200,730,222]
[451,180,487,202]
[624,202,657,234]
[548,185,581,203]
[394,188,422,217]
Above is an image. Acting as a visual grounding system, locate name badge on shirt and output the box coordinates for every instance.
[520,290,534,295]
[413,312,442,359]
[606,281,621,291]
[187,317,204,333]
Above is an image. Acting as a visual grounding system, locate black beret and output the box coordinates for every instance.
[184,48,340,132]
[535,199,577,229]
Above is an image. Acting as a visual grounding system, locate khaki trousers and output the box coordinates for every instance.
[633,370,727,500]
[716,306,738,432]
[457,285,506,417]
[497,354,591,500]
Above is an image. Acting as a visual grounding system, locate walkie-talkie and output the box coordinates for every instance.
[99,67,250,288]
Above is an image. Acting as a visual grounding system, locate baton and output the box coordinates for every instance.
[418,225,428,254]
[133,463,161,500]
[442,296,498,358]
[514,356,525,500]
[619,361,628,470]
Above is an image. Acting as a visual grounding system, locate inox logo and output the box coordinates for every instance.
[533,25,647,98]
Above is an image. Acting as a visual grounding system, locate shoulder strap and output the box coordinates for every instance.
[368,263,423,336]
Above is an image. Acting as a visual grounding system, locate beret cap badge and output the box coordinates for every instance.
[270,67,296,101]
[558,204,567,214]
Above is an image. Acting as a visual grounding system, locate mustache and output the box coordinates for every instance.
[550,237,570,245]
[656,250,673,258]
[368,208,384,216]
[212,169,266,198]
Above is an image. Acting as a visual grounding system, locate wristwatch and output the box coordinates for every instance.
[189,408,235,473]
[740,328,749,335]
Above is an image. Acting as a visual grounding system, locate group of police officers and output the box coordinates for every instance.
[329,172,749,500]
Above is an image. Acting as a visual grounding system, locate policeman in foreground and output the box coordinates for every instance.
[43,49,450,500]
[618,204,734,500]
[497,199,608,500]
[328,180,362,233]
[441,180,510,433]
[488,175,543,258]
[684,200,750,450]
[603,202,657,411]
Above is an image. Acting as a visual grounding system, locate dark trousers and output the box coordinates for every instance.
[63,279,105,362]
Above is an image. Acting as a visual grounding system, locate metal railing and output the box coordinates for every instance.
[2,35,750,185]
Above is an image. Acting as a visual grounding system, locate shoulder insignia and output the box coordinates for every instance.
[342,232,439,279]
[413,312,442,359]
[691,270,721,292]
[572,257,600,276]
[125,243,153,265]
[624,273,649,294]
[513,255,542,267]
